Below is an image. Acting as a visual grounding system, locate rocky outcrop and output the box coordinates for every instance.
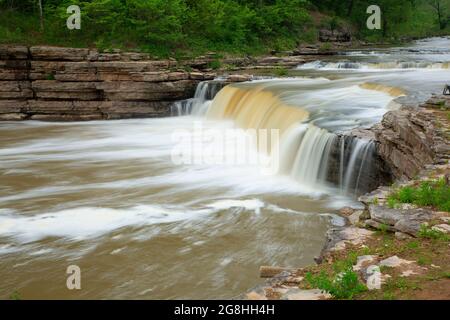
[0,45,217,121]
[371,97,450,180]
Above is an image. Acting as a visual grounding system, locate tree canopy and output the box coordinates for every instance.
[0,0,449,56]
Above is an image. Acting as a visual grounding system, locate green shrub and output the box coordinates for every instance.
[274,67,288,77]
[388,178,450,212]
[208,59,222,70]
[9,291,21,300]
[418,225,450,241]
[305,269,367,299]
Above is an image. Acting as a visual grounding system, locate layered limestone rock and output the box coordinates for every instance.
[0,45,217,121]
[370,96,450,180]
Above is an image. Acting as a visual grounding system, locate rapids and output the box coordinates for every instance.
[0,37,449,299]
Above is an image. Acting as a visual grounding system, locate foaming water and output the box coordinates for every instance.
[1,37,449,299]
[194,79,397,194]
[299,60,449,71]
[0,117,349,299]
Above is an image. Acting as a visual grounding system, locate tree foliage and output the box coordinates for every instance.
[0,0,448,56]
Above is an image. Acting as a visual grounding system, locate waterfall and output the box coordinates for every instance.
[179,81,384,195]
[325,135,378,196]
[206,84,379,194]
[289,125,335,186]
[171,81,225,116]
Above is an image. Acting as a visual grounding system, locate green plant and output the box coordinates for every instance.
[274,67,288,77]
[379,265,393,273]
[305,269,367,299]
[418,225,450,241]
[46,73,55,80]
[208,59,221,70]
[378,223,390,234]
[183,65,193,73]
[406,241,419,249]
[396,186,415,203]
[417,255,431,266]
[319,43,333,52]
[388,178,450,212]
[9,290,21,300]
[383,292,396,300]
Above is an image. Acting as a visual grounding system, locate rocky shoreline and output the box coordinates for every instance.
[242,95,450,300]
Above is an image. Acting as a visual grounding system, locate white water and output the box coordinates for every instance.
[1,37,449,299]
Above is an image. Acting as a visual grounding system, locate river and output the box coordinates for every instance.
[0,37,449,299]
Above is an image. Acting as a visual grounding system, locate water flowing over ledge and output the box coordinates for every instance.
[174,80,395,196]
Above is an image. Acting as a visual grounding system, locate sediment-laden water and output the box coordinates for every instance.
[1,37,449,299]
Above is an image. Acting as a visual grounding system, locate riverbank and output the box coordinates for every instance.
[0,44,343,121]
[243,95,450,300]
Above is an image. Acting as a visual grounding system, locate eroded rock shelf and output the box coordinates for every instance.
[0,45,216,120]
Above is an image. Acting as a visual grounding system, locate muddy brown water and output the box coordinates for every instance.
[1,37,450,299]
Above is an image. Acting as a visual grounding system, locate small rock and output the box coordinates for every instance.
[395,231,413,240]
[365,219,396,232]
[431,224,450,234]
[366,265,382,290]
[189,72,205,80]
[227,74,252,82]
[353,255,377,271]
[281,288,331,300]
[379,256,414,268]
[440,217,450,223]
[330,227,374,251]
[400,270,418,277]
[339,206,354,216]
[348,210,363,225]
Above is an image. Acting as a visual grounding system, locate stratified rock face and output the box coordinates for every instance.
[0,45,213,121]
[373,101,449,180]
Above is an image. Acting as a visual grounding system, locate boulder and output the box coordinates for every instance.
[348,210,366,225]
[373,108,439,179]
[395,231,413,240]
[394,209,434,236]
[368,205,404,226]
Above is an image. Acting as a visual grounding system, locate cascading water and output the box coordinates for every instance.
[299,60,450,71]
[3,37,448,300]
[171,81,225,116]
[175,82,388,196]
